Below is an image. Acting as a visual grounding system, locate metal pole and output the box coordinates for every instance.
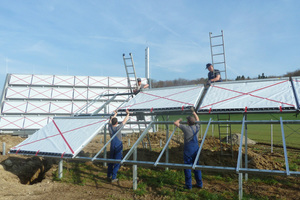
[103,107,107,166]
[237,116,245,200]
[271,119,273,153]
[133,147,137,190]
[58,159,63,179]
[236,116,246,173]
[239,172,243,200]
[92,122,127,161]
[155,127,177,166]
[165,115,169,171]
[192,118,212,169]
[2,142,6,155]
[145,47,151,88]
[244,114,248,181]
[200,121,203,139]
[280,117,290,175]
[121,122,154,164]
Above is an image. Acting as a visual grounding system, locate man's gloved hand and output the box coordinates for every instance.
[190,107,195,112]
[206,80,211,86]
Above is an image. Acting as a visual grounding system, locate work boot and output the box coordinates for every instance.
[111,178,119,183]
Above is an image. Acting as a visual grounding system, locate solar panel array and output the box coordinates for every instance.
[198,78,299,113]
[0,74,148,132]
[120,85,204,112]
[9,117,108,158]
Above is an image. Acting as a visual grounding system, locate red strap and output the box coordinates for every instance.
[35,150,40,156]
[245,107,247,113]
[61,152,65,158]
[16,149,21,154]
[209,107,212,114]
[279,106,283,112]
[52,120,74,154]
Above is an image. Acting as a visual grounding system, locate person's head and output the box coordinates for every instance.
[111,117,118,125]
[206,63,214,72]
[137,78,141,85]
[186,116,196,125]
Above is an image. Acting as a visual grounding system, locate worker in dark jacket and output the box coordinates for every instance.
[107,109,130,183]
[174,108,203,189]
[206,63,222,84]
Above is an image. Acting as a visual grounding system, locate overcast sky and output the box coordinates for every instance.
[0,0,299,88]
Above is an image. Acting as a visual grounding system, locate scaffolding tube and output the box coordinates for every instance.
[280,117,290,176]
[92,93,119,115]
[192,118,212,169]
[154,127,177,166]
[236,116,246,173]
[92,121,128,161]
[121,121,154,164]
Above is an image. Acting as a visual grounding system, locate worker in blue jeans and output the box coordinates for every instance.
[107,109,130,183]
[174,107,203,190]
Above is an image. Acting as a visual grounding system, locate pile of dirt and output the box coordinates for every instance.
[1,156,57,184]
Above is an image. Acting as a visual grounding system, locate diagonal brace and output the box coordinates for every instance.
[192,118,212,169]
[154,127,177,166]
[91,120,128,161]
[236,115,246,173]
[121,121,154,164]
[280,117,290,175]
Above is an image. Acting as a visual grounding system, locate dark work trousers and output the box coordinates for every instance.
[183,127,203,189]
[107,129,123,180]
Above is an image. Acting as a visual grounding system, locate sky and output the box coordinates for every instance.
[0,0,300,88]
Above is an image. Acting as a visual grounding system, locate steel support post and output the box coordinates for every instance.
[239,172,243,200]
[280,117,290,175]
[237,116,245,200]
[271,119,273,153]
[244,114,248,181]
[2,142,5,155]
[165,115,169,171]
[133,147,137,190]
[58,159,63,179]
[103,107,107,166]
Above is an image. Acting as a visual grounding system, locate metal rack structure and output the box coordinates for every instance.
[0,73,148,135]
[7,77,300,199]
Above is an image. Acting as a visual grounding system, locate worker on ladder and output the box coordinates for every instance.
[133,78,149,95]
[206,63,222,85]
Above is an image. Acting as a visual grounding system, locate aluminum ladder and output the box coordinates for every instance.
[123,53,138,95]
[217,114,233,157]
[209,30,228,81]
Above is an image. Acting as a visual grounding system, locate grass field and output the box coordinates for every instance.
[156,113,300,148]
